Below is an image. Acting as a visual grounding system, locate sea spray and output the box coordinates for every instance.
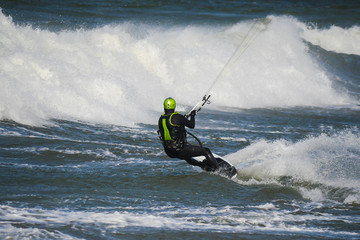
[227,129,360,203]
[0,11,356,126]
[303,25,360,55]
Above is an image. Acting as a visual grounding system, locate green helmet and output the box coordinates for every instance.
[163,97,176,110]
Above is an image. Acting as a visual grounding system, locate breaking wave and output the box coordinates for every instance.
[227,129,360,203]
[0,11,357,126]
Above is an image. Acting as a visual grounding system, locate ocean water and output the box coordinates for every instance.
[1,1,360,239]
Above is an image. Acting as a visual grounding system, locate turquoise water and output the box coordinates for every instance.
[1,1,360,239]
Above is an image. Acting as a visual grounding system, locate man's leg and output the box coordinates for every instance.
[177,144,219,170]
[184,158,206,168]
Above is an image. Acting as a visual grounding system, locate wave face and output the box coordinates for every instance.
[0,12,358,126]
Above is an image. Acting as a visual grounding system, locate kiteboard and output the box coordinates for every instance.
[193,154,237,179]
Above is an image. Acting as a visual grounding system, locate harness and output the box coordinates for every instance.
[158,112,186,151]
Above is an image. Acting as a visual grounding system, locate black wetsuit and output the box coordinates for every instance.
[158,110,219,171]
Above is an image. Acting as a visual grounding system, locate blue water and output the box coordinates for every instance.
[1,1,360,239]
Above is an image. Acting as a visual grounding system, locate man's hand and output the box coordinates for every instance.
[190,110,197,117]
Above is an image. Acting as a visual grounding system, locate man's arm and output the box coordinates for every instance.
[171,113,195,128]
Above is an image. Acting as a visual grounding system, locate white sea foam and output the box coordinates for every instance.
[0,223,80,240]
[0,12,356,126]
[219,136,248,142]
[227,130,360,203]
[255,203,277,210]
[303,25,360,55]
[0,204,358,238]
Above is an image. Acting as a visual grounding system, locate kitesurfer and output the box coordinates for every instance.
[158,97,219,171]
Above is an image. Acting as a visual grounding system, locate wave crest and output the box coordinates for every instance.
[303,25,360,55]
[0,11,356,126]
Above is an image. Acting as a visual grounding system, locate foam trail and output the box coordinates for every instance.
[227,130,360,203]
[0,12,356,126]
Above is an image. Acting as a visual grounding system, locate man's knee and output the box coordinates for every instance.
[203,147,211,154]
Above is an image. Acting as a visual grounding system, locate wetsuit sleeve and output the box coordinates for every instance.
[171,114,195,129]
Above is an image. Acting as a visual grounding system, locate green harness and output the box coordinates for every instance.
[158,112,186,150]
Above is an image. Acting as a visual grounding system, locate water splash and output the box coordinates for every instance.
[227,129,360,203]
[0,12,356,126]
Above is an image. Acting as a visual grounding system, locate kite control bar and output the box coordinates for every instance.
[185,94,211,118]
